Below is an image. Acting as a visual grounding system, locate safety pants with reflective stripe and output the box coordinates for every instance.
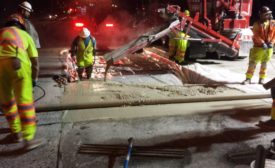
[0,58,36,141]
[168,38,176,59]
[245,47,273,79]
[168,38,188,63]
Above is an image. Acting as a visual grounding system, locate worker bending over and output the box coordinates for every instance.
[0,15,44,150]
[70,27,96,80]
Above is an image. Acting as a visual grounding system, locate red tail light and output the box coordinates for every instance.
[106,23,114,27]
[75,22,84,27]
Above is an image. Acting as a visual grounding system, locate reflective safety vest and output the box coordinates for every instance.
[0,26,38,66]
[252,20,275,47]
[72,36,95,67]
[168,31,189,63]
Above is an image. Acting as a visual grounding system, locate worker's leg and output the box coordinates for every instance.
[245,61,257,80]
[168,38,176,60]
[258,87,275,127]
[0,59,22,135]
[13,64,37,141]
[175,39,188,64]
[244,48,262,84]
[259,62,267,84]
[259,48,273,83]
[85,65,93,79]
[77,67,85,80]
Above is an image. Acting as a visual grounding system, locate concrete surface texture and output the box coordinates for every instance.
[1,48,275,168]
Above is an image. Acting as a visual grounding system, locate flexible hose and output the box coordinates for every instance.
[36,93,271,112]
[34,84,46,102]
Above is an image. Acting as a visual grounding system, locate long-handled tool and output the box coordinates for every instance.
[123,137,133,168]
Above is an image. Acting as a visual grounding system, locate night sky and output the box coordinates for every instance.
[0,0,274,24]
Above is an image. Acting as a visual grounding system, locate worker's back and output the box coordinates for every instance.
[0,26,38,65]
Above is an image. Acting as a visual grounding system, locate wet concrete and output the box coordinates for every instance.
[0,48,275,168]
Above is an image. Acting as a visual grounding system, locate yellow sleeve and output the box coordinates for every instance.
[26,33,38,58]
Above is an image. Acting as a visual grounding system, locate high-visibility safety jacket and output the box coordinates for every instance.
[0,26,38,141]
[71,36,95,68]
[0,26,38,63]
[168,31,189,63]
[252,20,275,47]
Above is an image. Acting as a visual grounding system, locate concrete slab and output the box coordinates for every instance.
[62,99,270,123]
[0,111,64,168]
[58,108,275,168]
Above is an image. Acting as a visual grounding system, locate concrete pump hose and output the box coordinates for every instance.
[36,93,271,112]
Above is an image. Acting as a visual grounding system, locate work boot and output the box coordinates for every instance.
[259,78,265,85]
[257,119,275,129]
[242,78,251,85]
[23,138,46,151]
[1,133,23,143]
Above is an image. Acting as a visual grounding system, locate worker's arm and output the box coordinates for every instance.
[30,58,39,82]
[91,36,96,56]
[252,22,266,47]
[26,32,39,86]
[70,37,78,59]
[270,20,275,44]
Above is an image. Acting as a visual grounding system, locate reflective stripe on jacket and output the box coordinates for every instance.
[0,26,38,66]
[252,20,275,47]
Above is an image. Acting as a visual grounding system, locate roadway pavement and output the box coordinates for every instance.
[1,48,275,168]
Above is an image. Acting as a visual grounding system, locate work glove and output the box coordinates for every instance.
[267,42,273,48]
[32,80,37,87]
[262,43,268,49]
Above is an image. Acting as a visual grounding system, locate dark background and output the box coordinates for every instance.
[0,0,274,48]
[0,0,274,24]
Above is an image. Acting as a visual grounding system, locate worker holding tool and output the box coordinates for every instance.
[243,6,275,85]
[0,15,45,150]
[70,27,96,80]
[10,1,40,49]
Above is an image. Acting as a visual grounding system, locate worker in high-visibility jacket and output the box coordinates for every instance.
[0,16,44,150]
[243,6,275,85]
[168,30,189,65]
[9,1,41,49]
[70,27,96,80]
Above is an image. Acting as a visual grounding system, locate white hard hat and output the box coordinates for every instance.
[19,1,33,12]
[79,28,90,38]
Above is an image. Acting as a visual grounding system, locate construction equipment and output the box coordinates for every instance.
[104,0,253,76]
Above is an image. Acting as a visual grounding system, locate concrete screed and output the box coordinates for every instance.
[1,50,275,168]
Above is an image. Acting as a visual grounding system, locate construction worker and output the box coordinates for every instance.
[10,1,41,48]
[168,30,189,65]
[0,15,44,150]
[243,6,275,84]
[70,27,96,80]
